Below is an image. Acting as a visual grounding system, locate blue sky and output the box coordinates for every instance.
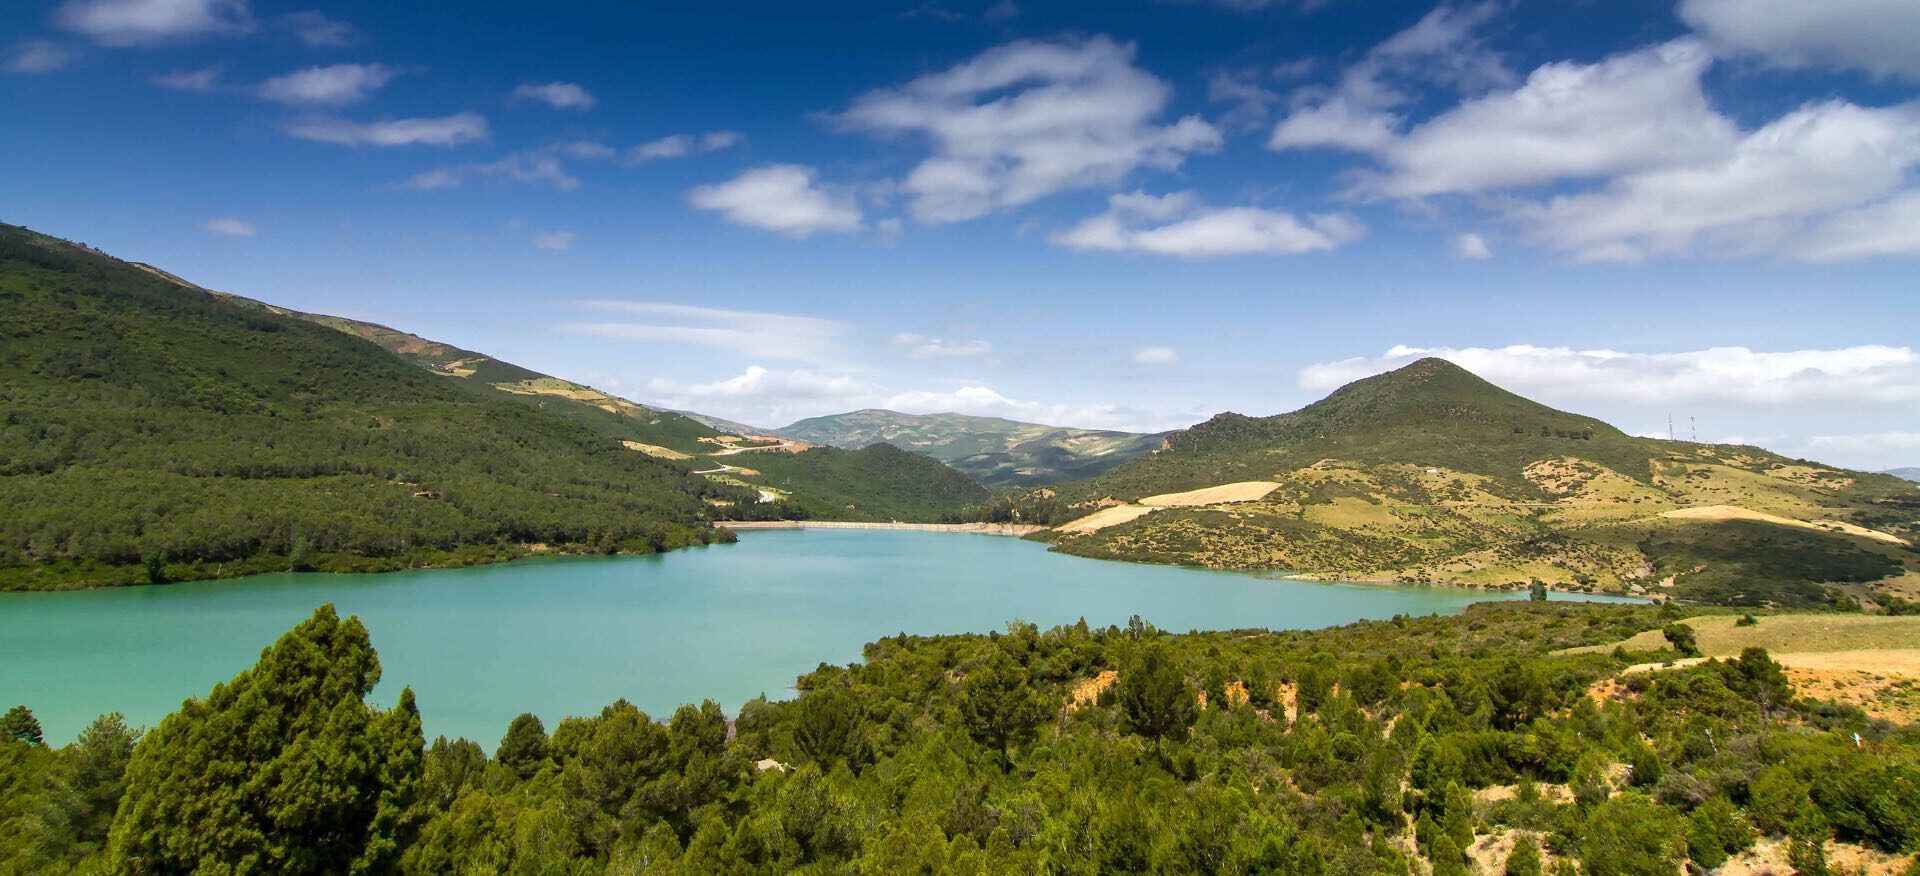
[5,0,1919,469]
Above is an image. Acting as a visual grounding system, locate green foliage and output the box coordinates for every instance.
[790,685,868,771]
[958,649,1051,770]
[1662,622,1701,657]
[1117,642,1196,747]
[105,604,424,873]
[495,712,550,779]
[0,706,40,746]
[1789,808,1832,876]
[1580,792,1686,876]
[1505,833,1543,876]
[1687,797,1756,870]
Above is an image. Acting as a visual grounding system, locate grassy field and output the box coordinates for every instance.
[1564,613,1920,656]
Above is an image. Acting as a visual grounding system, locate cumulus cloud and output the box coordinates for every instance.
[1300,344,1920,406]
[687,165,863,237]
[280,10,357,47]
[1515,99,1920,262]
[151,64,222,90]
[889,333,992,359]
[645,365,1175,432]
[1132,346,1180,364]
[54,0,253,46]
[532,231,575,250]
[6,40,76,74]
[1053,190,1363,258]
[626,130,743,162]
[834,36,1221,223]
[203,217,257,236]
[259,63,398,106]
[512,81,596,111]
[559,301,851,362]
[284,112,488,147]
[1451,232,1491,259]
[1679,0,1920,81]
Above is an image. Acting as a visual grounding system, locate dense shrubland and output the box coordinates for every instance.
[5,601,1917,873]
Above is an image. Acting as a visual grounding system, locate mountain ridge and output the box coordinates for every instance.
[764,408,1166,488]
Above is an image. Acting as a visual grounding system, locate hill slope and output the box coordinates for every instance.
[0,223,755,589]
[1013,359,1920,608]
[770,408,1165,488]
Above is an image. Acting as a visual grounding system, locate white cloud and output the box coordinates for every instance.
[1679,0,1920,81]
[6,40,76,74]
[1350,40,1736,198]
[559,301,851,362]
[1053,190,1363,258]
[284,112,488,147]
[280,10,357,47]
[834,36,1221,223]
[1301,344,1920,406]
[1270,3,1509,155]
[151,64,222,90]
[984,0,1020,21]
[645,365,1175,432]
[512,81,596,111]
[626,130,743,162]
[204,217,257,237]
[1790,190,1920,263]
[53,0,252,46]
[1805,431,1920,455]
[393,148,579,191]
[1452,232,1491,259]
[1132,346,1179,364]
[687,164,863,237]
[259,63,398,106]
[1514,99,1920,262]
[889,333,992,359]
[532,231,575,250]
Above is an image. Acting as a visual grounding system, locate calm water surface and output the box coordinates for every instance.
[0,530,1636,744]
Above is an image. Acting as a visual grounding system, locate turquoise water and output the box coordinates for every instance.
[0,530,1636,745]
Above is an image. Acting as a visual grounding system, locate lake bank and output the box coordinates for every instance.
[717,520,1046,535]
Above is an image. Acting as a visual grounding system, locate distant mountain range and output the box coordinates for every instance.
[758,409,1166,489]
[1004,358,1920,609]
[0,223,985,589]
[1889,468,1920,482]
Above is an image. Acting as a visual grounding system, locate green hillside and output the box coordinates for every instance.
[771,408,1165,488]
[0,223,760,589]
[1011,359,1920,608]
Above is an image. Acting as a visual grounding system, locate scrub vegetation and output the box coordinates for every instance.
[6,601,1919,874]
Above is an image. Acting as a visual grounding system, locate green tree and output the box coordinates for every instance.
[958,649,1052,771]
[495,712,551,779]
[1686,797,1755,870]
[0,707,40,746]
[1788,808,1830,876]
[106,604,424,874]
[1580,792,1685,876]
[42,712,142,859]
[1117,643,1195,752]
[792,685,867,771]
[1528,580,1548,602]
[1429,830,1469,876]
[1505,833,1543,876]
[1662,622,1701,657]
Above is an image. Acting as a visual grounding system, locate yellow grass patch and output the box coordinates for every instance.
[1661,504,1908,545]
[1139,481,1280,507]
[619,441,691,460]
[1055,504,1157,534]
[1564,613,1920,656]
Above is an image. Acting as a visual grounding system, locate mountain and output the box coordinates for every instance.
[1011,358,1920,608]
[672,409,767,437]
[1890,468,1920,482]
[0,223,986,589]
[768,409,1166,488]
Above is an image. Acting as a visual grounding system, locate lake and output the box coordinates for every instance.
[0,529,1637,745]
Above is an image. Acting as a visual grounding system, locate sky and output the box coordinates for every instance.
[4,0,1919,470]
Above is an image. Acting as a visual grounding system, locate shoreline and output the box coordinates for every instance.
[718,521,1047,536]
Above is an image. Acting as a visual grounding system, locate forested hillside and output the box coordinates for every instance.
[6,602,1918,873]
[769,409,1165,488]
[995,359,1920,609]
[0,224,755,589]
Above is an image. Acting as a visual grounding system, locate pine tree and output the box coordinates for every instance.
[1505,833,1543,876]
[106,605,424,874]
[0,707,40,746]
[958,649,1051,771]
[1118,643,1195,753]
[496,713,551,779]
